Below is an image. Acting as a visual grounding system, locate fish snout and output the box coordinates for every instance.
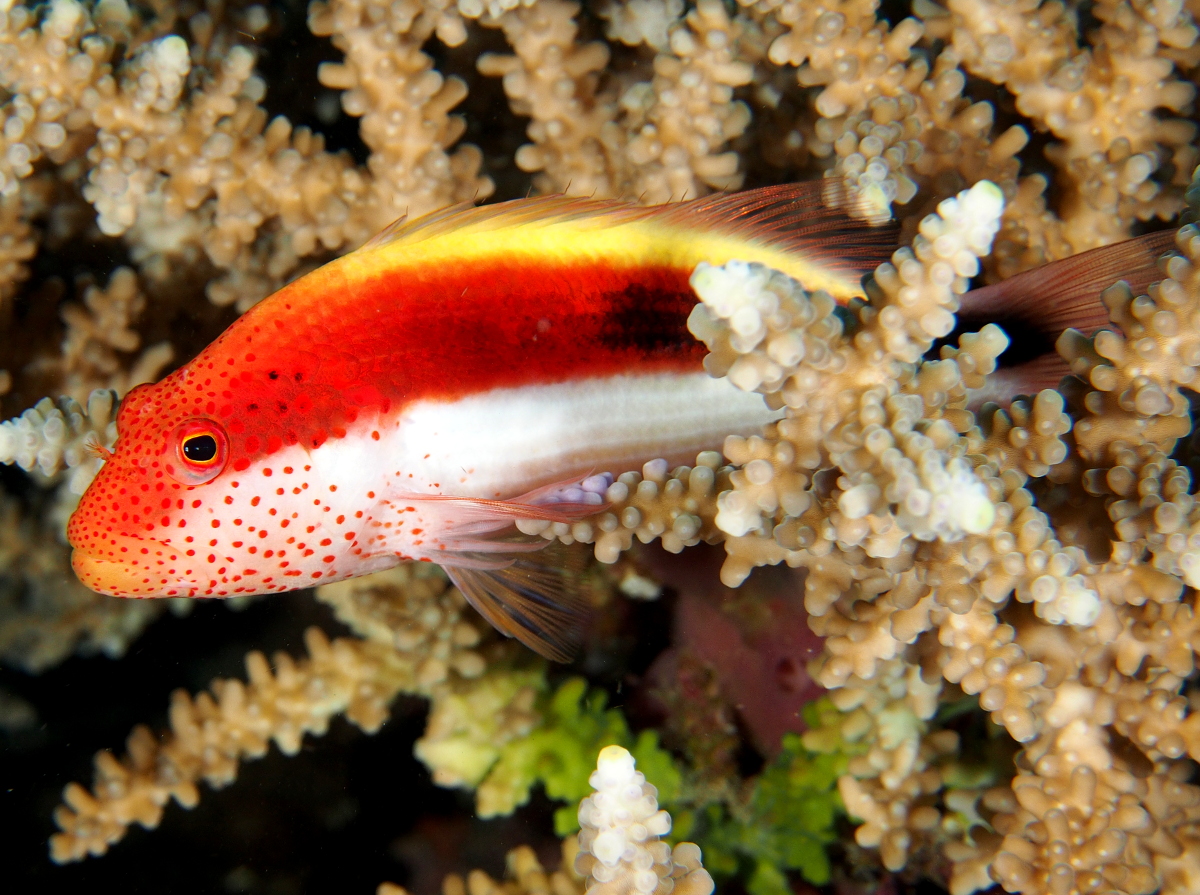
[69,532,194,598]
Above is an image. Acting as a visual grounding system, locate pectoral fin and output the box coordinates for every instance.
[444,547,591,663]
[395,475,610,660]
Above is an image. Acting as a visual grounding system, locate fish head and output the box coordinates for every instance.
[68,364,379,598]
[67,376,247,597]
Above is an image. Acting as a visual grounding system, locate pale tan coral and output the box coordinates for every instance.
[0,191,35,305]
[483,0,759,203]
[49,624,419,862]
[434,841,584,895]
[597,0,684,52]
[805,658,949,871]
[0,389,116,488]
[48,564,550,860]
[49,569,462,861]
[52,267,173,403]
[575,745,714,895]
[631,180,1200,893]
[521,455,733,563]
[312,0,493,243]
[621,0,754,203]
[316,562,489,685]
[415,666,542,797]
[0,0,492,315]
[989,741,1200,895]
[479,0,624,198]
[927,0,1198,256]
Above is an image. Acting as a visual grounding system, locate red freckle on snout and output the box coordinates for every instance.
[251,496,260,506]
[322,556,335,563]
[372,431,380,440]
[212,520,220,528]
[263,468,273,477]
[344,532,354,540]
[233,459,250,471]
[224,496,233,504]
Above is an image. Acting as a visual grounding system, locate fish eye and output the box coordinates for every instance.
[182,434,218,463]
[169,419,229,485]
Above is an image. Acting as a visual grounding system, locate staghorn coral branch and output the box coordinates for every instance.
[49,564,501,862]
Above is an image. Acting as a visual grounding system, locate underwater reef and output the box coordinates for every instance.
[5,0,1200,893]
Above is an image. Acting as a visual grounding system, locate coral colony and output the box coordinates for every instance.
[4,1,1200,894]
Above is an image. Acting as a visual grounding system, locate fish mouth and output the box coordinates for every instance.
[70,534,195,598]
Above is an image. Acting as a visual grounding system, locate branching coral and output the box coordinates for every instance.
[575,745,713,895]
[49,564,496,861]
[380,745,711,895]
[521,178,1200,894]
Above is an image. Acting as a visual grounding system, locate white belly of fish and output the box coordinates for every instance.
[383,371,777,499]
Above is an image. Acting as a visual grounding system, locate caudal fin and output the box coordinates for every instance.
[957,230,1177,400]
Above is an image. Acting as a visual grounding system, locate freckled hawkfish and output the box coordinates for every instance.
[66,182,1171,660]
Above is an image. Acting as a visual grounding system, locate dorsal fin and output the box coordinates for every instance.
[358,211,413,251]
[655,179,899,282]
[354,194,658,253]
[355,182,899,284]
